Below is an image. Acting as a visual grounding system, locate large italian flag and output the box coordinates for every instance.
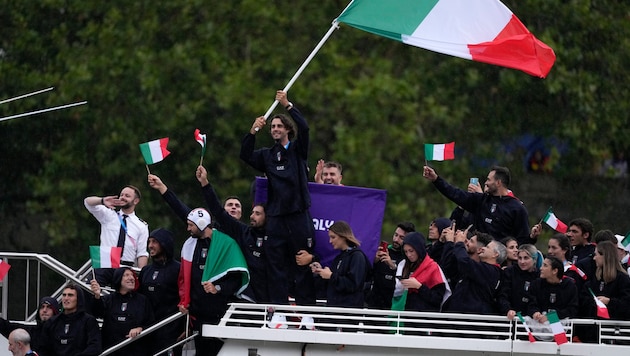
[337,0,556,78]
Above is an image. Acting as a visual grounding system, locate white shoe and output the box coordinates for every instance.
[299,315,315,330]
[269,313,288,329]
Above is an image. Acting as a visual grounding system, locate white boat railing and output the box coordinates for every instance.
[204,303,630,356]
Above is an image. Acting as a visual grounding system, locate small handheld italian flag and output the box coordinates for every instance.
[139,138,171,165]
[542,207,567,233]
[424,142,455,161]
[89,246,122,269]
[547,310,568,345]
[621,232,630,249]
[0,259,11,281]
[194,129,207,166]
[588,288,610,319]
[516,312,536,343]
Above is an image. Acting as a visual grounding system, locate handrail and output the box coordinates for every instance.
[100,311,186,356]
[152,332,198,356]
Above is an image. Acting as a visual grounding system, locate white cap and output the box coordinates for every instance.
[615,234,629,252]
[187,208,212,231]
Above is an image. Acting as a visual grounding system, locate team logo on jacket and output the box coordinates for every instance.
[524,281,530,291]
[256,237,263,248]
[307,238,313,248]
[549,293,556,304]
[490,203,497,213]
[152,271,159,280]
[64,324,69,334]
[277,151,281,162]
[201,248,208,259]
[600,281,605,292]
[121,302,128,312]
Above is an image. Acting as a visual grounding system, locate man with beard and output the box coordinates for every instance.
[84,185,149,286]
[193,165,270,303]
[39,284,101,356]
[240,90,316,306]
[139,228,183,356]
[148,175,249,356]
[366,222,415,309]
[313,160,344,185]
[441,228,506,315]
[1,297,59,352]
[90,268,154,356]
[423,165,531,245]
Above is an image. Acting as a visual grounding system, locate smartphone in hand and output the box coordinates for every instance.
[470,177,479,185]
[380,241,389,251]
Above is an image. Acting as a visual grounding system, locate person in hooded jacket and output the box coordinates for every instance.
[39,284,101,356]
[90,267,154,356]
[392,232,451,313]
[139,228,183,356]
[311,220,371,308]
[0,297,60,352]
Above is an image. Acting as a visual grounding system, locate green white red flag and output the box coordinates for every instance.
[621,232,630,248]
[0,259,11,281]
[194,129,207,164]
[139,138,170,164]
[337,0,555,78]
[516,312,536,343]
[89,246,122,269]
[547,310,568,345]
[425,142,455,161]
[542,208,567,233]
[588,288,610,319]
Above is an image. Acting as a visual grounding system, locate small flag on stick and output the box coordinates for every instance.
[516,312,536,343]
[194,129,207,166]
[547,310,568,345]
[542,207,567,233]
[89,246,122,269]
[139,138,171,165]
[424,142,455,161]
[588,288,610,319]
[621,232,630,249]
[0,260,11,281]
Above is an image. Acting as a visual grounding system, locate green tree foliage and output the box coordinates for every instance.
[0,0,629,265]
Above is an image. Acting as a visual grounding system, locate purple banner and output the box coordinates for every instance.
[254,177,387,268]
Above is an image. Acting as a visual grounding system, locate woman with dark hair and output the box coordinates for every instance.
[392,232,450,312]
[584,241,630,320]
[527,256,578,322]
[498,244,541,320]
[311,221,371,308]
[547,233,587,290]
[500,237,519,268]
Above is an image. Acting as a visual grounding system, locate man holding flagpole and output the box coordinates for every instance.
[240,90,316,307]
[84,186,149,286]
[423,165,531,245]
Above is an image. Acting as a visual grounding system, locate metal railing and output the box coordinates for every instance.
[0,252,193,356]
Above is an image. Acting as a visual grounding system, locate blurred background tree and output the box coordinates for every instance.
[1,0,629,267]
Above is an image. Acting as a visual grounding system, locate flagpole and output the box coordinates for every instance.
[260,20,341,122]
[145,165,151,175]
[0,87,54,105]
[0,101,88,123]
